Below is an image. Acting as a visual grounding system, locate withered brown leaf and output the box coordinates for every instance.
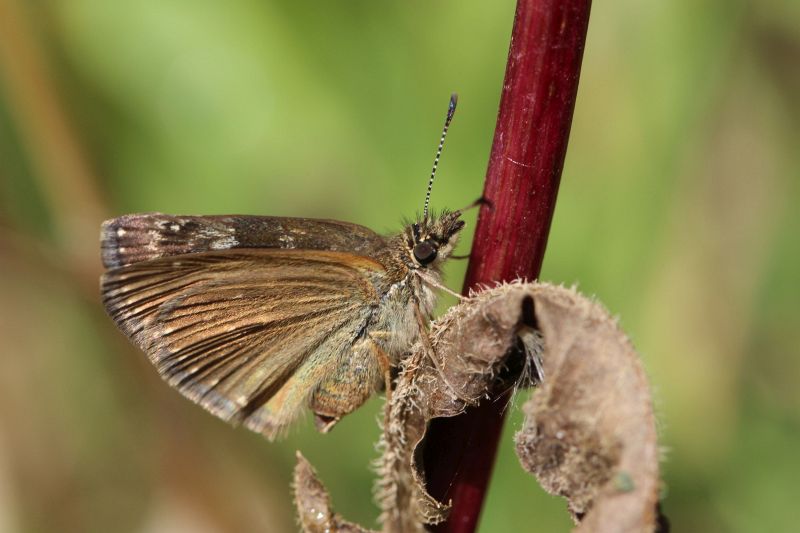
[513,284,662,533]
[293,452,375,533]
[377,282,543,530]
[294,282,662,532]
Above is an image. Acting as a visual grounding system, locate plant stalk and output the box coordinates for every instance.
[423,1,592,531]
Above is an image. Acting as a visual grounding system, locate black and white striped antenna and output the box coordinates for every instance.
[423,93,458,220]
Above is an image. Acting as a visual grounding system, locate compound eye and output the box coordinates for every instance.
[413,241,437,265]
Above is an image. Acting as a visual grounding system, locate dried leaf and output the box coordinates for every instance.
[293,452,375,533]
[296,281,662,533]
[377,282,543,530]
[514,284,662,532]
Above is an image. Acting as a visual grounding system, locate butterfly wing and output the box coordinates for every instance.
[101,213,387,268]
[101,249,386,439]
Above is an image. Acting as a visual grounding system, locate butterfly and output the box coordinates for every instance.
[100,95,470,439]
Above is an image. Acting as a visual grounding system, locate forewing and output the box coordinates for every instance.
[101,249,384,437]
[101,213,387,268]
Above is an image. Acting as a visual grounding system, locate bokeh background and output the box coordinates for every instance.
[1,1,798,531]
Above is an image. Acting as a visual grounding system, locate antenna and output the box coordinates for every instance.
[423,93,458,220]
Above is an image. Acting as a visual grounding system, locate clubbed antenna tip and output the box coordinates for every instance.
[448,93,458,120]
[424,93,459,220]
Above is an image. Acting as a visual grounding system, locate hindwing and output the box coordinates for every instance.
[101,249,385,438]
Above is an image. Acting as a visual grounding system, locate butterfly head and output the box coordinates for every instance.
[406,210,465,269]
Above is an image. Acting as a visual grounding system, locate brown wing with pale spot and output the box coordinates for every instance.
[101,249,385,439]
[101,213,387,268]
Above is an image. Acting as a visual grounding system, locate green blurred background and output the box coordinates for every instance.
[1,0,798,531]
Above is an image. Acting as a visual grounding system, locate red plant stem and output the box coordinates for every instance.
[424,1,592,531]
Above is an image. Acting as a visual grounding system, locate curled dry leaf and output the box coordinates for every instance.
[514,284,662,532]
[293,451,374,533]
[377,282,543,531]
[294,282,662,533]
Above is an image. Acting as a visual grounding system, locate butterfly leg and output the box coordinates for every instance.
[367,331,394,403]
